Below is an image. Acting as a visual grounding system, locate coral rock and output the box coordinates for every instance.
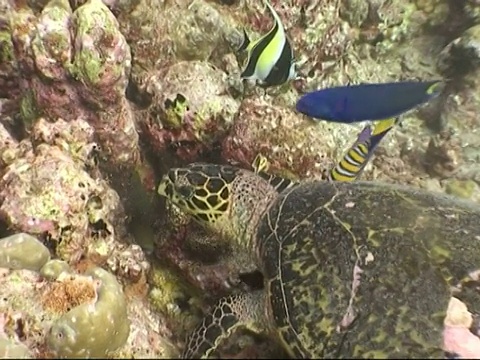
[106,243,150,283]
[0,2,20,100]
[40,259,72,281]
[71,0,131,105]
[31,0,73,81]
[424,129,463,179]
[142,60,240,161]
[438,24,480,75]
[0,335,32,359]
[169,0,242,62]
[0,233,51,272]
[0,141,126,264]
[0,122,20,169]
[10,0,145,172]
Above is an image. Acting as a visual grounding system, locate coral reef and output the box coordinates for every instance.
[0,233,130,358]
[9,0,158,249]
[119,0,242,86]
[0,311,32,359]
[3,0,480,357]
[0,232,176,358]
[0,118,127,264]
[168,0,242,62]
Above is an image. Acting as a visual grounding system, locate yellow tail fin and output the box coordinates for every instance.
[371,118,398,136]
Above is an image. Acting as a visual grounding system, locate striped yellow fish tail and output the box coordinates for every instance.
[329,116,401,182]
[328,141,371,182]
[371,118,398,136]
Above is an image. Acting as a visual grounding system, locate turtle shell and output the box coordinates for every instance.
[255,180,480,358]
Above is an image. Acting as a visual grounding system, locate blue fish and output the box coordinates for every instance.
[296,81,444,123]
[328,117,400,182]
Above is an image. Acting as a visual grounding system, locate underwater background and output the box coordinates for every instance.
[1,0,480,358]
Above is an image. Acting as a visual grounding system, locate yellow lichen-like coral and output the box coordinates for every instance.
[41,273,97,314]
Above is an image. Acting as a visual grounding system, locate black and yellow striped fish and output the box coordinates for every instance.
[328,118,400,182]
[238,1,296,88]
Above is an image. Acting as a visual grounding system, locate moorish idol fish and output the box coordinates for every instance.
[296,80,444,123]
[238,1,296,88]
[328,117,400,182]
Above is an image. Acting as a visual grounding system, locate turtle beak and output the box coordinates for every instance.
[157,175,172,198]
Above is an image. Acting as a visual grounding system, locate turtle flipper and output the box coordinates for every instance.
[182,290,267,359]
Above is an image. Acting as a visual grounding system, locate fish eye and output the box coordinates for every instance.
[176,185,194,199]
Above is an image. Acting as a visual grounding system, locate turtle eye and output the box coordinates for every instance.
[176,185,194,199]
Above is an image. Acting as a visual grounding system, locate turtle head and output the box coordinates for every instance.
[158,163,278,249]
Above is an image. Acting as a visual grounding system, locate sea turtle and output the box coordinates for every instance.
[157,162,480,358]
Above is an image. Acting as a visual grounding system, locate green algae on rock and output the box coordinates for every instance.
[339,0,369,28]
[445,179,477,200]
[31,0,73,81]
[70,0,141,13]
[147,261,194,320]
[414,0,449,28]
[46,267,130,358]
[464,0,480,24]
[9,0,151,178]
[70,0,131,104]
[19,90,40,127]
[0,233,51,271]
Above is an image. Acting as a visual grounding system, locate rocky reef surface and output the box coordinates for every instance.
[1,0,480,357]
